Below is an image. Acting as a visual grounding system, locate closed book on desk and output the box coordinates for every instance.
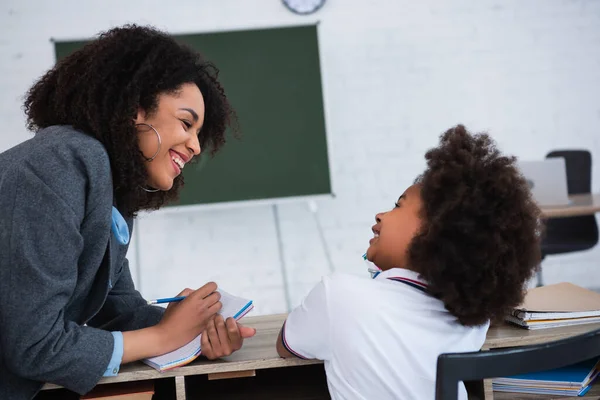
[505,315,600,330]
[506,283,600,329]
[142,289,254,372]
[493,357,600,396]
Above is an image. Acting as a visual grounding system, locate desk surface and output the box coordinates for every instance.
[43,314,317,389]
[42,314,600,390]
[541,193,600,218]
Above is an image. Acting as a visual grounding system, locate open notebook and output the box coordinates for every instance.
[143,290,254,372]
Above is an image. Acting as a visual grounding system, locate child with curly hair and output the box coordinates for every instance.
[276,125,542,400]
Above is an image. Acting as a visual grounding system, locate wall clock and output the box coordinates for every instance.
[282,0,326,15]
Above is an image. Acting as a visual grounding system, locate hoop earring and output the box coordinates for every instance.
[140,185,160,193]
[136,123,162,161]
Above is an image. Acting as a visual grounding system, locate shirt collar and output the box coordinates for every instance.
[373,267,428,286]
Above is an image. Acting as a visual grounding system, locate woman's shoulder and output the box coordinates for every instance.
[0,125,114,215]
[2,125,111,177]
[35,125,109,163]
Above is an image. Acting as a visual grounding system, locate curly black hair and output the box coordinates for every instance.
[23,24,236,216]
[409,125,542,326]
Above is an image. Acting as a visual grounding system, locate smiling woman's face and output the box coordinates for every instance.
[136,83,205,191]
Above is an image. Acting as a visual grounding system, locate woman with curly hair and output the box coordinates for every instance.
[0,25,254,400]
[276,125,542,400]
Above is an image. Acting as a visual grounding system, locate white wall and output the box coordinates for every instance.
[1,0,600,315]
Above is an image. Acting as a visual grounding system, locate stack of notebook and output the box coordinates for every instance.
[493,357,600,396]
[505,283,600,330]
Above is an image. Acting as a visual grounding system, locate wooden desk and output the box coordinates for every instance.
[541,193,600,218]
[41,315,600,400]
[42,315,319,399]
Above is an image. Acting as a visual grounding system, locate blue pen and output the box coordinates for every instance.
[147,296,186,305]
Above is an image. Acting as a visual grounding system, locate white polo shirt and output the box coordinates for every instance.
[281,268,490,400]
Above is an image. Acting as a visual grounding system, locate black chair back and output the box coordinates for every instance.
[435,328,600,400]
[542,150,598,257]
[547,150,591,194]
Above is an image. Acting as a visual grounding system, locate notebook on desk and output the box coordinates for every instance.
[506,283,600,329]
[143,289,254,372]
[493,357,600,396]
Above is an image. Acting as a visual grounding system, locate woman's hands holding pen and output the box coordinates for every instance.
[122,282,222,364]
[121,282,254,364]
[155,282,222,352]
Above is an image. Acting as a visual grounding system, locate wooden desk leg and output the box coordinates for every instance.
[175,376,186,400]
[483,379,494,400]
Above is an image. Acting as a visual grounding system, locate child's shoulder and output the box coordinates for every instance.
[318,272,378,306]
[323,271,371,289]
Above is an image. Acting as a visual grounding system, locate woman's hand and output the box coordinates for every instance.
[121,282,222,364]
[155,282,222,352]
[200,315,256,360]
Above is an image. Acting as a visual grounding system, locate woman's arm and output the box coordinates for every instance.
[88,256,164,332]
[0,156,118,394]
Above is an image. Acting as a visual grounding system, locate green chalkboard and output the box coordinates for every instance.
[54,25,331,206]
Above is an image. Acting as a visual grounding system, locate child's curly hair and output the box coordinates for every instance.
[409,125,542,326]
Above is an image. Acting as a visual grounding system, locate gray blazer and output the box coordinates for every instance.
[0,125,164,399]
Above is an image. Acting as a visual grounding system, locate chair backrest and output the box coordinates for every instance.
[542,150,598,255]
[546,150,592,195]
[435,328,600,400]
